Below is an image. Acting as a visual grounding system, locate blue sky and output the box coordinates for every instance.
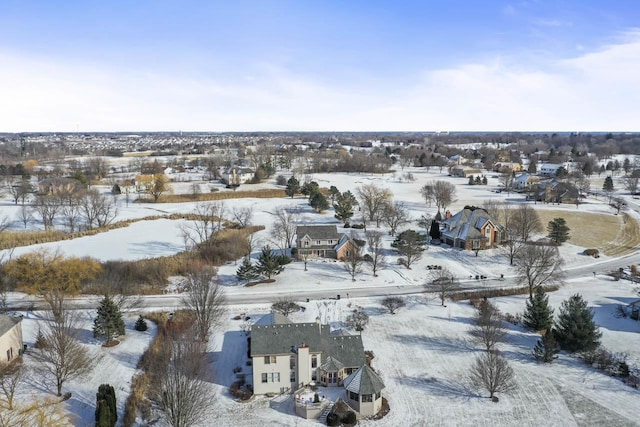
[1,1,639,132]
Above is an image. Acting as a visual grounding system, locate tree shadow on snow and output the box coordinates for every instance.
[397,375,479,399]
[392,334,474,353]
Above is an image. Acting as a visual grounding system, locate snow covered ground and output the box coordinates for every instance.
[3,167,640,426]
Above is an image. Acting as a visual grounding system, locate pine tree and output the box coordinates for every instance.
[236,257,259,281]
[533,329,560,363]
[256,246,284,279]
[95,383,117,427]
[468,175,475,185]
[134,315,148,332]
[523,287,554,331]
[554,294,602,353]
[93,295,125,343]
[334,191,357,223]
[547,218,570,245]
[603,176,614,192]
[309,191,329,212]
[429,220,441,240]
[285,176,300,198]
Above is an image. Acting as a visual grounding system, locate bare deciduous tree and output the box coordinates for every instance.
[342,236,363,282]
[152,334,213,427]
[270,206,299,251]
[499,171,514,194]
[181,202,227,252]
[470,300,507,352]
[346,306,369,332]
[511,204,542,242]
[514,244,565,299]
[420,180,457,215]
[428,267,460,306]
[382,201,410,236]
[381,296,406,314]
[81,189,118,229]
[271,297,301,317]
[35,313,93,396]
[356,184,393,228]
[365,231,386,277]
[231,206,254,228]
[33,195,60,230]
[0,360,25,409]
[468,351,516,399]
[182,265,226,342]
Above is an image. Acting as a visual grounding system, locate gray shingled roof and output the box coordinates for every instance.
[0,315,21,337]
[251,322,365,368]
[442,207,502,242]
[320,355,344,371]
[253,312,293,326]
[344,365,385,395]
[296,225,341,241]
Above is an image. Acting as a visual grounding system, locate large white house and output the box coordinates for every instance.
[0,315,23,363]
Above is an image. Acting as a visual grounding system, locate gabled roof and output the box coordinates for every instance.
[253,312,293,326]
[344,365,385,395]
[251,322,365,368]
[442,207,502,242]
[0,315,21,337]
[296,225,341,241]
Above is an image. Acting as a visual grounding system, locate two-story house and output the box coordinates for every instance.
[251,315,365,395]
[0,315,23,363]
[441,207,504,251]
[296,225,360,260]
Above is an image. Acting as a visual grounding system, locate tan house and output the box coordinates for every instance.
[441,207,504,251]
[251,314,385,418]
[0,315,23,363]
[296,225,361,260]
[37,177,84,195]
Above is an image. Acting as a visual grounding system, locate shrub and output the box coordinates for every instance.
[583,248,600,258]
[326,412,340,427]
[341,411,357,424]
[135,316,148,331]
[275,175,287,186]
[502,312,522,326]
[96,384,117,427]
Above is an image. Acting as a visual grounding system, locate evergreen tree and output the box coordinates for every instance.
[328,185,341,204]
[482,176,488,185]
[533,329,560,363]
[528,160,537,174]
[547,217,570,245]
[285,176,300,198]
[603,176,614,192]
[95,383,117,427]
[523,287,554,331]
[309,191,329,212]
[429,220,441,240]
[236,256,259,281]
[391,230,428,269]
[582,161,593,176]
[256,245,284,279]
[554,294,602,353]
[474,176,481,185]
[134,315,148,332]
[468,175,475,185]
[334,191,356,223]
[301,181,320,198]
[93,295,125,343]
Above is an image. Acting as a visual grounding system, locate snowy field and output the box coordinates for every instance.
[2,167,640,426]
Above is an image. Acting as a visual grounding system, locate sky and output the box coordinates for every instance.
[0,0,639,132]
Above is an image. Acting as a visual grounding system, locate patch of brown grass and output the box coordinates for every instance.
[137,188,288,203]
[534,209,639,256]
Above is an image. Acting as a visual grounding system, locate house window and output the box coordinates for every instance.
[264,356,276,364]
[269,372,280,382]
[290,371,296,382]
[261,373,268,383]
[375,392,381,400]
[312,371,317,380]
[311,355,317,368]
[304,241,309,247]
[349,391,358,401]
[362,394,373,402]
[316,240,321,245]
[290,356,295,369]
[472,240,480,250]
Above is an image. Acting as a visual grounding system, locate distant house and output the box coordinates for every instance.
[449,165,482,177]
[441,207,504,250]
[538,163,564,176]
[513,173,540,190]
[493,162,522,173]
[296,225,361,260]
[221,167,255,185]
[37,177,84,195]
[0,315,23,363]
[532,180,579,204]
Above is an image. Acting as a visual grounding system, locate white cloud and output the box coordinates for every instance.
[1,29,639,132]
